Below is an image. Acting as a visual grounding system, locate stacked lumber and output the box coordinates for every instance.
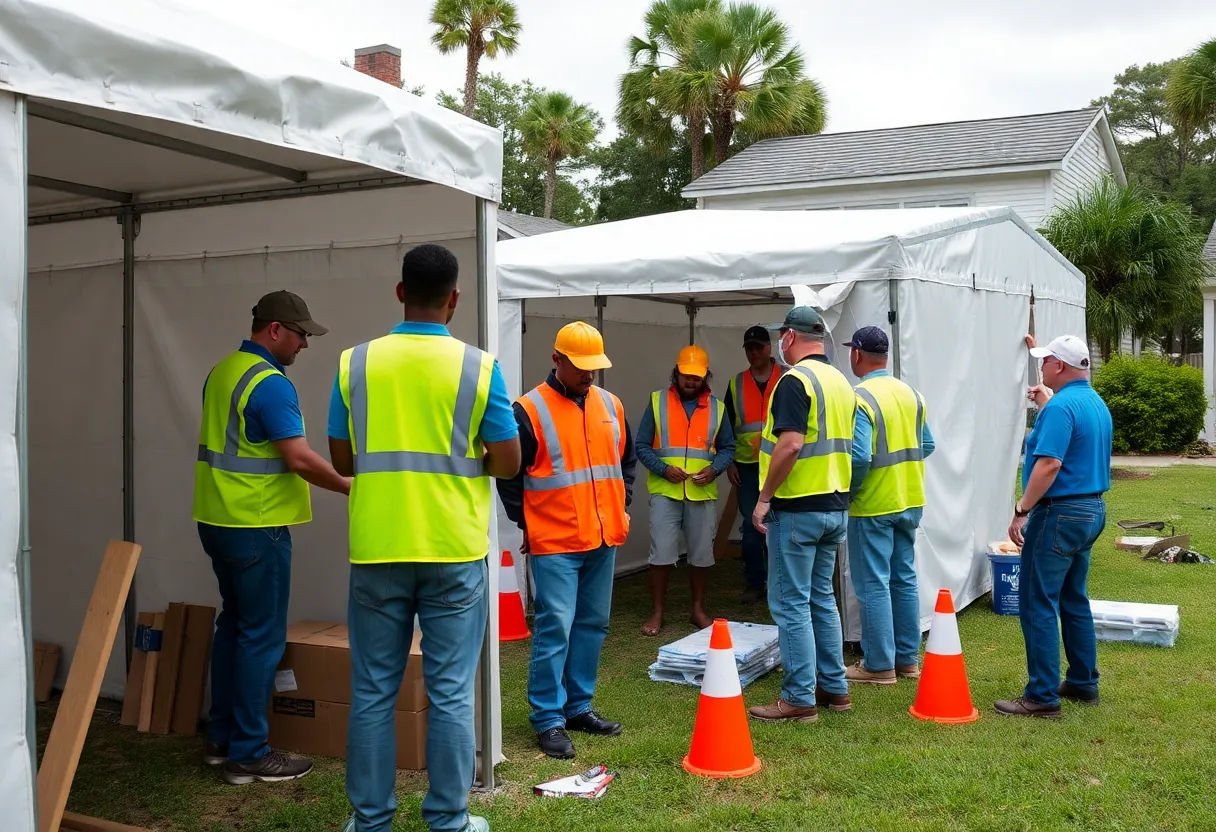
[119,603,215,736]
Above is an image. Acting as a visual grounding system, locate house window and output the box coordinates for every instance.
[904,197,972,208]
[806,196,973,211]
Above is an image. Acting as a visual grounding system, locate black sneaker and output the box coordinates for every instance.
[1058,681,1100,706]
[222,749,313,785]
[537,726,576,759]
[566,710,623,737]
[203,741,229,767]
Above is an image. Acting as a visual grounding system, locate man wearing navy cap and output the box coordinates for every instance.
[725,326,785,603]
[841,326,936,687]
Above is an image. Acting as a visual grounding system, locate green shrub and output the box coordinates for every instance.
[1092,355,1207,454]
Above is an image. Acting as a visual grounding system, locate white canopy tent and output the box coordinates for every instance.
[1,1,509,826]
[496,207,1086,632]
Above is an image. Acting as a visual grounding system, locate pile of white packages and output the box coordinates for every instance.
[1090,600,1180,648]
[648,621,781,688]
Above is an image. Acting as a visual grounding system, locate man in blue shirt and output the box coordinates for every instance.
[195,290,351,784]
[998,334,1112,719]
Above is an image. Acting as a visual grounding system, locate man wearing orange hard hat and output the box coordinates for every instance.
[637,345,735,637]
[497,321,636,760]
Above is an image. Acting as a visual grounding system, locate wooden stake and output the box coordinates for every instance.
[37,540,142,832]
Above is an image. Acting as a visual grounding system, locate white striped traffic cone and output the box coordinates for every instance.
[909,589,979,723]
[683,619,761,778]
[498,550,530,642]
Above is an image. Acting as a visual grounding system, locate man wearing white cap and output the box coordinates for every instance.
[996,335,1112,719]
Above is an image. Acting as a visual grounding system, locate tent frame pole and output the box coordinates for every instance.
[474,198,496,791]
[595,295,606,387]
[120,209,140,671]
[686,301,697,345]
[887,280,901,379]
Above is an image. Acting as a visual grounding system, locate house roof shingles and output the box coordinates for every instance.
[498,211,571,237]
[1206,220,1216,262]
[683,107,1104,195]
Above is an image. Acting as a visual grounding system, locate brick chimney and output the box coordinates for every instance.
[353,44,402,87]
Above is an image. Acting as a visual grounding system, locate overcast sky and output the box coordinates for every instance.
[185,0,1216,135]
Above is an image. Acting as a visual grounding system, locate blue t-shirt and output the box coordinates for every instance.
[327,322,518,444]
[202,341,305,444]
[1023,379,1113,497]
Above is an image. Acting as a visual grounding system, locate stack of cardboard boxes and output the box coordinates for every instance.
[269,621,428,769]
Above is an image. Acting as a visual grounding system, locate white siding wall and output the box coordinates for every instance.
[1051,129,1112,213]
[700,172,1052,227]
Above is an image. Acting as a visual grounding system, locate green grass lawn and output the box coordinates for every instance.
[44,466,1216,831]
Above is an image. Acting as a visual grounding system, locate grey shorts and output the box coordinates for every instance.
[649,494,717,567]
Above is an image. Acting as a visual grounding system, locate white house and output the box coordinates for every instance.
[681,107,1126,229]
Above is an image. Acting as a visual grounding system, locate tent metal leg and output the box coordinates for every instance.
[474,198,496,791]
[887,280,901,379]
[120,209,140,670]
[687,301,697,345]
[595,295,606,387]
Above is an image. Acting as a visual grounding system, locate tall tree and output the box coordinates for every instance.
[593,130,695,222]
[430,0,521,117]
[1040,177,1209,362]
[1168,38,1216,136]
[520,91,598,219]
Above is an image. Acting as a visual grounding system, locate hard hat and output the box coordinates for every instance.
[676,345,710,378]
[554,321,612,371]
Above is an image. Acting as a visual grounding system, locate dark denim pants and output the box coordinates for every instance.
[197,523,293,764]
[1019,496,1105,705]
[735,462,768,591]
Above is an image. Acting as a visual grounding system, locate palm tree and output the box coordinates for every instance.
[520,92,598,219]
[619,0,721,181]
[430,0,522,117]
[1167,38,1216,134]
[1040,177,1209,362]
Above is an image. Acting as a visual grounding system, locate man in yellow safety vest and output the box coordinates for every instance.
[840,326,935,687]
[328,244,520,832]
[747,306,857,723]
[193,290,351,784]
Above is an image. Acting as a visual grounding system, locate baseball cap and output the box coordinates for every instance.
[743,325,771,346]
[252,290,328,336]
[767,306,826,336]
[1030,335,1091,370]
[554,321,612,371]
[676,345,710,378]
[843,326,889,354]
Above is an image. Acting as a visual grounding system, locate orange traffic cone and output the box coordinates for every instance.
[909,589,979,724]
[498,550,531,642]
[683,619,762,778]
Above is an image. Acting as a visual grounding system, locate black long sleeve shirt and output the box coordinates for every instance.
[497,370,637,530]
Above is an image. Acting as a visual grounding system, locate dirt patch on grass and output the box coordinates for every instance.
[1112,468,1153,480]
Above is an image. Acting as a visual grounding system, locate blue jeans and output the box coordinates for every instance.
[766,511,848,706]
[346,559,488,832]
[1019,497,1105,705]
[528,545,616,732]
[197,523,292,764]
[736,463,767,590]
[847,508,924,672]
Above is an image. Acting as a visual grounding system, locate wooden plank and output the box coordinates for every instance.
[150,602,187,734]
[37,540,142,832]
[170,604,216,736]
[118,612,155,726]
[714,483,740,561]
[137,612,164,733]
[59,811,153,832]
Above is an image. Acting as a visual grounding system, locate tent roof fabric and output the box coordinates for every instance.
[683,107,1103,195]
[0,0,503,207]
[498,211,571,237]
[497,206,1085,302]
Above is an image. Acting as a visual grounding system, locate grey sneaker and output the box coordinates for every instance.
[203,741,228,766]
[465,818,490,832]
[222,749,312,785]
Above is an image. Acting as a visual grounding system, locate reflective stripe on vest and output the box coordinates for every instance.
[523,387,624,492]
[855,388,925,469]
[196,361,291,475]
[850,376,928,517]
[648,388,724,502]
[758,364,852,459]
[348,340,485,477]
[654,390,719,462]
[730,365,783,465]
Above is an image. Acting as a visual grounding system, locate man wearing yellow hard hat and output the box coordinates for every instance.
[497,321,636,759]
[637,345,735,637]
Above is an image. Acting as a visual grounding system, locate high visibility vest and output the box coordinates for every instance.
[759,359,855,500]
[193,351,311,528]
[727,363,784,464]
[647,387,726,502]
[518,383,630,556]
[850,375,927,517]
[338,333,495,564]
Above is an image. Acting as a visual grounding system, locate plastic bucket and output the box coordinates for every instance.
[987,553,1021,615]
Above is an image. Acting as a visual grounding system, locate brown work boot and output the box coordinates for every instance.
[845,661,897,685]
[814,689,852,712]
[994,696,1062,719]
[748,698,818,723]
[897,663,921,679]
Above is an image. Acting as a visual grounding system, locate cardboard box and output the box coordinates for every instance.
[33,642,61,703]
[276,621,427,712]
[268,698,427,770]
